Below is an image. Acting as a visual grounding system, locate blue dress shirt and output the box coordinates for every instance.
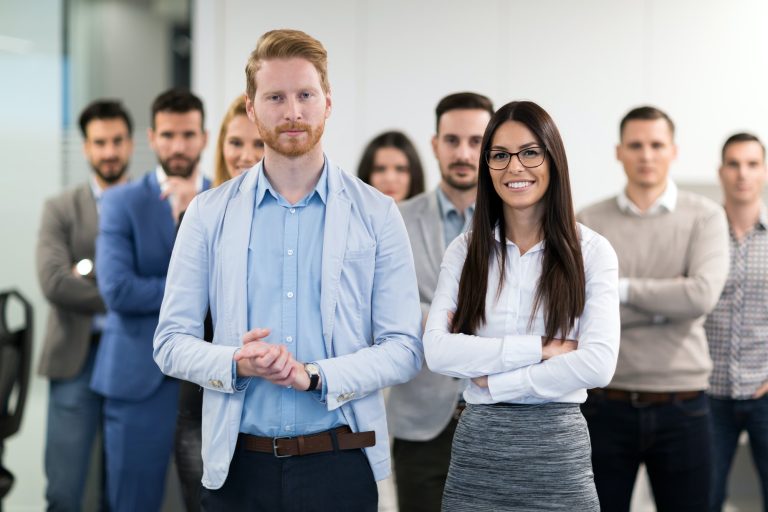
[240,163,345,436]
[436,187,474,250]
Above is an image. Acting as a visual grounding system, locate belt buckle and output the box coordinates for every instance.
[272,436,292,458]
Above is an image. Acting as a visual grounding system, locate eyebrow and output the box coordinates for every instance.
[489,141,540,151]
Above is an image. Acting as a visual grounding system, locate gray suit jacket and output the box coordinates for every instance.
[37,183,105,379]
[388,189,462,441]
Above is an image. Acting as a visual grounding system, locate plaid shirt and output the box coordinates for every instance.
[705,208,768,399]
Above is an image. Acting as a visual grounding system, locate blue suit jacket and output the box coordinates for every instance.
[153,160,423,489]
[93,171,210,400]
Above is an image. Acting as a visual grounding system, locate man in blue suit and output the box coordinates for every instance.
[154,29,423,511]
[94,88,210,511]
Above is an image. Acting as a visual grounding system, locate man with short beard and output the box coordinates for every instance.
[37,99,133,511]
[92,89,210,512]
[154,29,422,510]
[387,92,493,512]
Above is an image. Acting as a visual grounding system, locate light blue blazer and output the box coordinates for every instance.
[153,159,423,489]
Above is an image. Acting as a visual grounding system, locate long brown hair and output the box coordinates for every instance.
[452,101,585,341]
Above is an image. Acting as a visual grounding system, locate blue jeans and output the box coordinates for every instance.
[45,344,105,511]
[582,391,712,512]
[709,395,768,511]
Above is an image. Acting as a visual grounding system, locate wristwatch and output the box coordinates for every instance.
[304,363,320,392]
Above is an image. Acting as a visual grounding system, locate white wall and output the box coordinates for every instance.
[192,0,768,209]
[0,1,62,509]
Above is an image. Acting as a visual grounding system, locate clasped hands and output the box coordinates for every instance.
[445,311,577,389]
[233,328,314,391]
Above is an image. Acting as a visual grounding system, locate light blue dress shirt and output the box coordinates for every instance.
[239,163,345,437]
[154,158,424,487]
[436,187,474,250]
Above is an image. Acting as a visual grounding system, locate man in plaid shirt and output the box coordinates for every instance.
[705,132,768,511]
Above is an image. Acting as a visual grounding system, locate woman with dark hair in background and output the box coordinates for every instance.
[423,100,620,510]
[357,130,425,202]
[174,95,263,512]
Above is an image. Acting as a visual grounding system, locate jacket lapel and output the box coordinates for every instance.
[419,190,445,271]
[220,171,258,344]
[320,163,350,356]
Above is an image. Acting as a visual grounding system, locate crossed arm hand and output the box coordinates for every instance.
[233,327,315,391]
[444,312,578,388]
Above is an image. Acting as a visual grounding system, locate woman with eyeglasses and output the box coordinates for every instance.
[423,100,620,510]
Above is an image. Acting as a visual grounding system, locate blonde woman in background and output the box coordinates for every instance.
[213,95,265,186]
[174,95,263,512]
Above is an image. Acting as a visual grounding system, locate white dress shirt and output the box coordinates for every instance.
[423,223,620,404]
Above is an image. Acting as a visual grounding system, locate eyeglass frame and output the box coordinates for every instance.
[484,146,548,171]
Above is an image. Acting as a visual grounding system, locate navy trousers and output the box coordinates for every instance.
[582,392,712,512]
[201,441,378,511]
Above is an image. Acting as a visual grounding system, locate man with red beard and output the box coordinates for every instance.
[37,99,133,511]
[154,30,422,511]
[92,89,210,512]
[388,92,493,512]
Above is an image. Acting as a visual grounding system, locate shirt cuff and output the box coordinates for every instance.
[487,367,529,403]
[231,349,251,392]
[501,335,542,368]
[618,278,630,304]
[313,362,328,403]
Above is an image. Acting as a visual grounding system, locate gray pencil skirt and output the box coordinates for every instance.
[441,402,599,512]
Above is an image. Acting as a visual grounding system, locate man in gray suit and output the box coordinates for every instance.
[388,92,493,512]
[37,99,133,510]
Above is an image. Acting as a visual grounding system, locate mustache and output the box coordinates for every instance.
[448,161,476,170]
[276,122,312,133]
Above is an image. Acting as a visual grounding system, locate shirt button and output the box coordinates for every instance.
[286,291,294,298]
[285,336,293,343]
[287,249,294,256]
[290,208,296,214]
[285,425,293,431]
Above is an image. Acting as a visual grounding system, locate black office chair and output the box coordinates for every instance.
[0,290,33,502]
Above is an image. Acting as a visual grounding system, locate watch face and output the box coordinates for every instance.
[305,363,320,374]
[76,258,94,276]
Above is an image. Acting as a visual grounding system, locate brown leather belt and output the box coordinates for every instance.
[590,388,703,405]
[238,426,375,458]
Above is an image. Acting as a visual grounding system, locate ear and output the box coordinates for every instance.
[431,134,439,159]
[614,143,621,162]
[245,94,257,123]
[671,143,679,161]
[147,126,156,151]
[324,89,332,119]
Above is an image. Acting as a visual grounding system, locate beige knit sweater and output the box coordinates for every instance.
[578,190,729,391]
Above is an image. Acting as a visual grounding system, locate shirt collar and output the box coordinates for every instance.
[89,175,104,201]
[436,185,474,219]
[617,180,678,216]
[155,165,204,194]
[492,224,545,253]
[758,205,768,230]
[255,158,329,208]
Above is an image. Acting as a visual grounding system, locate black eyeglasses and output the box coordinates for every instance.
[485,146,547,170]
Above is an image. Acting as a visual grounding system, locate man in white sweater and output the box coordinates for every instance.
[578,106,729,512]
